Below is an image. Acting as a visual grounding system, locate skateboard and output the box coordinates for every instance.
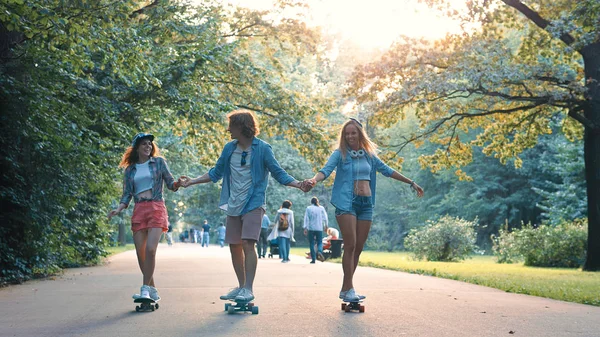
[341,300,365,313]
[134,297,160,312]
[224,299,259,315]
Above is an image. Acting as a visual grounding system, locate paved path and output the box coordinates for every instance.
[1,244,599,337]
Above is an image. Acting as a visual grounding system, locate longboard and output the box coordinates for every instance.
[341,300,365,313]
[224,299,259,315]
[134,297,160,312]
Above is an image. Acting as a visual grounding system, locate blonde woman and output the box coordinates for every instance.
[309,118,424,302]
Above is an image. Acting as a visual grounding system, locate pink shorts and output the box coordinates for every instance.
[225,208,265,244]
[131,201,168,233]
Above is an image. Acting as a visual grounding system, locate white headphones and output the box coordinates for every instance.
[349,149,365,158]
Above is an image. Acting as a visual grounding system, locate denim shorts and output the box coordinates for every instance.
[335,195,373,221]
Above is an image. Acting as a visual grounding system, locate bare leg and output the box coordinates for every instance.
[242,239,258,291]
[133,229,149,286]
[139,228,163,285]
[229,243,245,288]
[353,220,372,273]
[337,214,357,291]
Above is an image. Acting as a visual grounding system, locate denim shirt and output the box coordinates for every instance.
[318,149,394,211]
[119,156,178,207]
[209,137,296,215]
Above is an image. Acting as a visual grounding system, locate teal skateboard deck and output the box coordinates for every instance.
[224,299,259,315]
[134,297,160,312]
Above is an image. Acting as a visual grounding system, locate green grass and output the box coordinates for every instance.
[290,248,600,306]
[105,244,135,257]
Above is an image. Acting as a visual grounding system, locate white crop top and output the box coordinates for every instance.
[134,161,153,195]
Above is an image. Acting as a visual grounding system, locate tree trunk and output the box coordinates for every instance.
[581,42,600,271]
[118,221,127,246]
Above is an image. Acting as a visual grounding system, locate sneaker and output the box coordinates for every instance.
[140,285,151,299]
[234,288,255,302]
[310,261,315,264]
[149,286,160,301]
[343,288,360,302]
[317,252,325,262]
[219,287,241,300]
[339,289,366,300]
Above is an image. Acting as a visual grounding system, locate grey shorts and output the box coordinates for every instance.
[225,208,265,244]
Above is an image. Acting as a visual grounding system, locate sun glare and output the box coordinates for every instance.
[223,0,463,49]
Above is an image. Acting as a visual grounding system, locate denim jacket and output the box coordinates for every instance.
[209,137,296,215]
[318,149,394,211]
[119,156,178,207]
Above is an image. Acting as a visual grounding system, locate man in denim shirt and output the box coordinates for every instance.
[181,109,312,302]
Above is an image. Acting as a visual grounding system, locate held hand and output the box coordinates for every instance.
[179,176,191,188]
[300,179,313,193]
[303,229,308,236]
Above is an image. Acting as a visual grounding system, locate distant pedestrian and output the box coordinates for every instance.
[202,220,211,247]
[166,223,174,246]
[267,200,295,263]
[257,214,271,258]
[217,223,226,247]
[303,197,328,263]
[108,132,181,301]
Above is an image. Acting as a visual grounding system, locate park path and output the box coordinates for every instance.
[1,243,598,337]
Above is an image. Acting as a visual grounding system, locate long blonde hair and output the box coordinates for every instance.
[337,119,378,160]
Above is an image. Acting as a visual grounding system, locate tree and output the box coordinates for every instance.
[346,1,600,270]
[0,0,333,283]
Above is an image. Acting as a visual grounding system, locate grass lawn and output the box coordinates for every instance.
[105,244,135,257]
[290,248,600,306]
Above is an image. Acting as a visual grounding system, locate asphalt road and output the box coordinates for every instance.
[1,244,598,337]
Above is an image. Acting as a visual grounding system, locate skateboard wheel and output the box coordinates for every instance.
[136,306,140,312]
[151,305,155,311]
[227,306,235,314]
[155,303,159,310]
[251,306,259,315]
[341,303,346,310]
[359,305,365,313]
[344,304,351,312]
[225,303,231,311]
[247,302,254,308]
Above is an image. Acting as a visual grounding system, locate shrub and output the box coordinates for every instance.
[491,219,587,268]
[404,215,478,262]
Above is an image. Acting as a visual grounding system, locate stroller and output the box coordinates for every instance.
[268,239,280,258]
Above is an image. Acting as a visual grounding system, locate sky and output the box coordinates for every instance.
[224,0,463,49]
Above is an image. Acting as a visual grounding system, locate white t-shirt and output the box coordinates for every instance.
[225,145,253,216]
[134,160,153,195]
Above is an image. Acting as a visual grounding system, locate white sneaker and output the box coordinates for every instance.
[149,286,160,301]
[140,285,151,299]
[340,289,366,300]
[234,288,255,302]
[343,288,360,302]
[219,287,241,300]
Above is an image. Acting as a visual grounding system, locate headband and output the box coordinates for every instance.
[349,117,363,128]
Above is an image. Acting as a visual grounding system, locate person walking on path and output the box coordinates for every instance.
[166,223,174,246]
[217,223,226,247]
[267,200,295,263]
[308,118,424,302]
[108,133,181,301]
[257,214,271,258]
[179,109,311,303]
[303,197,328,263]
[202,220,211,247]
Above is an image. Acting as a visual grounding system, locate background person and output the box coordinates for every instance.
[303,197,328,263]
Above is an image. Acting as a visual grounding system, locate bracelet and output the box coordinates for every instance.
[409,180,416,187]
